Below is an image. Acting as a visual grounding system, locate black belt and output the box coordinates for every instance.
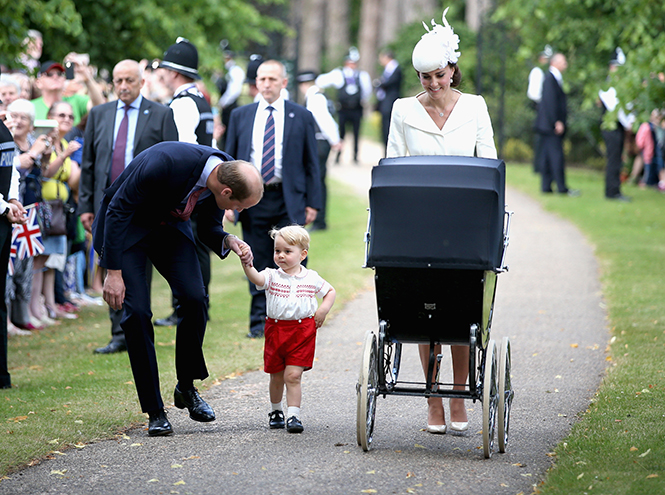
[264,182,282,191]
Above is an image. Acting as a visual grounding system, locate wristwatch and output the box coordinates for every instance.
[1,205,9,217]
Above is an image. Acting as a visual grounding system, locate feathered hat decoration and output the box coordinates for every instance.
[412,7,461,72]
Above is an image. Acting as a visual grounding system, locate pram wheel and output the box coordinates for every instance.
[498,336,513,453]
[357,330,378,451]
[482,339,498,458]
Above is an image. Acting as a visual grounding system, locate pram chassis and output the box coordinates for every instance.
[356,156,514,458]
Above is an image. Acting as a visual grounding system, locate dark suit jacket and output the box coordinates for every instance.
[79,97,178,216]
[535,70,567,136]
[93,142,232,270]
[225,100,322,224]
[377,63,402,116]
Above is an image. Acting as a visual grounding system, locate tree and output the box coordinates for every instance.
[494,0,665,130]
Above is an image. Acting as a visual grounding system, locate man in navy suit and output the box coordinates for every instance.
[225,60,321,338]
[79,59,179,354]
[94,141,263,435]
[535,53,576,195]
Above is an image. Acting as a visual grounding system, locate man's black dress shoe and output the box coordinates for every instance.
[607,194,632,202]
[286,416,304,433]
[174,385,215,422]
[268,410,285,429]
[94,341,127,354]
[246,331,264,339]
[148,409,173,436]
[155,312,178,327]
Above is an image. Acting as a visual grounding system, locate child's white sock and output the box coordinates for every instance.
[271,402,282,412]
[287,406,301,419]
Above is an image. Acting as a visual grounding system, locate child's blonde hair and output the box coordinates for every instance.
[270,225,310,251]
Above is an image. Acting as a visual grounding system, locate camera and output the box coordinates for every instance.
[65,61,75,80]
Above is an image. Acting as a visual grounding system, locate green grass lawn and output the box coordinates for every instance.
[1,177,372,477]
[507,164,665,495]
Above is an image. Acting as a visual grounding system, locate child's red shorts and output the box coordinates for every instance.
[263,316,317,374]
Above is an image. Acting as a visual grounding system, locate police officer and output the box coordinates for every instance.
[155,38,215,327]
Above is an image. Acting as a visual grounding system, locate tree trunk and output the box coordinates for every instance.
[466,0,492,32]
[324,0,350,70]
[298,0,326,72]
[403,0,437,25]
[358,0,381,81]
[379,0,401,48]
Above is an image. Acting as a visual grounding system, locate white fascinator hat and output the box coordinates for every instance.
[412,7,461,73]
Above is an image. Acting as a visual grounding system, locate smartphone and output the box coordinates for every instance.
[33,119,58,137]
[65,61,75,80]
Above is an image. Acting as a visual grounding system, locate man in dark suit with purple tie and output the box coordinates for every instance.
[93,141,263,435]
[225,59,322,338]
[79,59,179,355]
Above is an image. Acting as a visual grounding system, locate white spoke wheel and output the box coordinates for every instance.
[498,336,513,453]
[356,331,378,451]
[482,339,498,459]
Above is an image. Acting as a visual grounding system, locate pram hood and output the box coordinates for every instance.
[367,155,506,270]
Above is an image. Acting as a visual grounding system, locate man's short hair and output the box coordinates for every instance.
[216,160,255,201]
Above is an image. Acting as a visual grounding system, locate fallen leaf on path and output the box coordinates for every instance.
[74,443,85,449]
[171,464,183,469]
[130,443,142,447]
[182,455,200,460]
[50,469,67,476]
[147,479,158,483]
[361,490,377,493]
[406,472,415,478]
[414,444,425,449]
[173,480,186,485]
[366,470,375,474]
[570,343,578,348]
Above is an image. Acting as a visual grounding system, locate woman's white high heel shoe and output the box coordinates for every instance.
[426,424,447,434]
[449,421,469,432]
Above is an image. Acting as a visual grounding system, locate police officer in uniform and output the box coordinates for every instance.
[316,48,371,164]
[155,38,215,327]
[1,108,28,388]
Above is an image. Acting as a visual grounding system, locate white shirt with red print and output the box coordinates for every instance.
[257,266,332,321]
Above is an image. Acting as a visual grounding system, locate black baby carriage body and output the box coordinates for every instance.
[357,155,514,458]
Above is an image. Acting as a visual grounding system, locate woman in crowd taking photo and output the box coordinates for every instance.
[386,7,497,434]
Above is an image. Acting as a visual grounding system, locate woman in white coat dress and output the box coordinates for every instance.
[386,8,497,435]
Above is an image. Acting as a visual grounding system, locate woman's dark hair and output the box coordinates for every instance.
[415,62,462,88]
[450,63,462,88]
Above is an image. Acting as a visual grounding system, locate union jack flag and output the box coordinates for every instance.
[12,204,44,260]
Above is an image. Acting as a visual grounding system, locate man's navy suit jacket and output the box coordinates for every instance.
[93,142,232,270]
[225,100,322,224]
[535,71,567,136]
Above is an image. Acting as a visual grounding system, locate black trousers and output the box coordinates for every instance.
[539,134,567,193]
[240,189,304,335]
[0,220,12,388]
[312,139,331,230]
[338,108,362,161]
[602,127,624,198]
[108,259,152,346]
[120,225,208,413]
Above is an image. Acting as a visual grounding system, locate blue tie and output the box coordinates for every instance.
[261,106,276,184]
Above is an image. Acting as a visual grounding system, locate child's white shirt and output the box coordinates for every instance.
[256,266,332,320]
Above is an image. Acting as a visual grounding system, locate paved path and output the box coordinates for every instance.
[0,141,609,495]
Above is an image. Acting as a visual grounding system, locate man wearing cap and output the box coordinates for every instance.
[225,60,321,338]
[1,100,28,389]
[217,48,245,150]
[316,48,372,164]
[297,70,341,231]
[31,60,105,125]
[527,46,552,173]
[598,48,632,202]
[375,49,402,154]
[154,38,215,327]
[79,59,178,355]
